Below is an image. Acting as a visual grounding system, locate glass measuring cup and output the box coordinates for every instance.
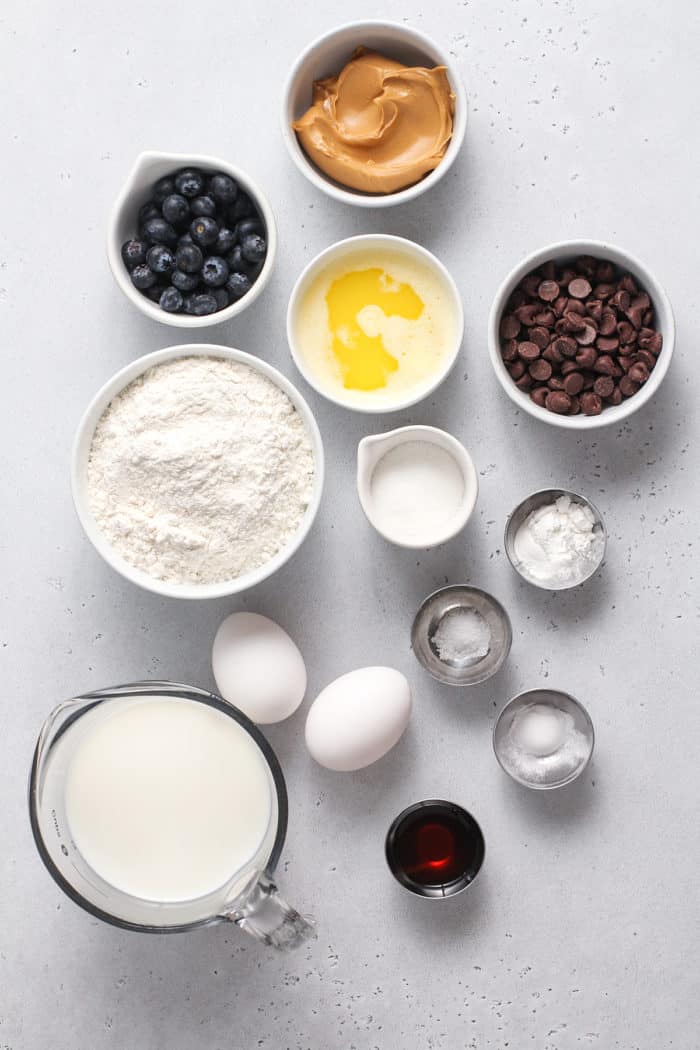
[29,681,313,949]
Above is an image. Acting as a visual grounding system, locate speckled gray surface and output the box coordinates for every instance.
[2,1,699,1047]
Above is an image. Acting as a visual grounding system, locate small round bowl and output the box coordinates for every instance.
[504,488,606,591]
[287,234,464,413]
[385,800,485,899]
[282,20,467,207]
[107,150,277,328]
[356,425,478,548]
[71,344,324,600]
[411,585,512,686]
[493,689,595,790]
[487,239,675,428]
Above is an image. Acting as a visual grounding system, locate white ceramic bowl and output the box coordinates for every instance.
[356,425,478,549]
[488,240,675,429]
[287,234,464,412]
[281,20,468,207]
[107,151,277,328]
[72,345,324,599]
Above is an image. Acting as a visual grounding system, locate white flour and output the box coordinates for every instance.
[87,357,315,585]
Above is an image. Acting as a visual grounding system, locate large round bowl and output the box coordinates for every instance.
[107,150,277,329]
[72,345,324,599]
[281,20,468,208]
[487,240,675,429]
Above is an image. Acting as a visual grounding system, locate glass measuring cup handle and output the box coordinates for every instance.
[221,874,314,951]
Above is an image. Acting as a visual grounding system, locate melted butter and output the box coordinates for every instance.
[325,268,424,390]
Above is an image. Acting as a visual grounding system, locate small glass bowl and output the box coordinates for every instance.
[493,688,595,790]
[504,488,606,591]
[411,585,512,686]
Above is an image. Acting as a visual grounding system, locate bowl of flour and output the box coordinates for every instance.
[72,345,324,598]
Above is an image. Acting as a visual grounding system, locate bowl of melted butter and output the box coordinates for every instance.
[287,234,464,412]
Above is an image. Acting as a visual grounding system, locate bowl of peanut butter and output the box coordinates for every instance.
[282,21,467,207]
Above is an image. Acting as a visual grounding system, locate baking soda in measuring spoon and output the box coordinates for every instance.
[369,441,465,545]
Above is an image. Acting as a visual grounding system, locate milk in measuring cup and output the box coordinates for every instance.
[64,696,274,903]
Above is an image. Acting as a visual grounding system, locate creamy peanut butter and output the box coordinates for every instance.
[292,47,455,195]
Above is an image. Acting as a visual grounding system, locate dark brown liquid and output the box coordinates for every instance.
[387,802,484,894]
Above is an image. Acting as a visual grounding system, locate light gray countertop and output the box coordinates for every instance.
[2,1,698,1047]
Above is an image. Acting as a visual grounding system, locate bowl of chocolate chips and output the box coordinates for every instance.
[488,241,675,428]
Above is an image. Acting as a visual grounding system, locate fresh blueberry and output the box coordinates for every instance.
[176,242,204,274]
[121,238,148,271]
[201,256,229,288]
[190,195,217,219]
[212,287,230,311]
[190,216,219,247]
[161,193,190,225]
[152,176,175,205]
[187,292,218,316]
[159,286,184,313]
[142,216,178,247]
[226,244,259,276]
[226,245,245,271]
[130,263,157,290]
[208,172,238,205]
[235,216,263,242]
[178,232,194,246]
[171,269,200,292]
[241,233,266,264]
[226,192,255,222]
[225,245,261,278]
[146,245,175,274]
[174,168,205,198]
[144,284,166,302]
[226,271,252,300]
[138,200,160,226]
[214,226,236,255]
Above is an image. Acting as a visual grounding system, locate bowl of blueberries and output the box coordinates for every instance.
[108,150,276,326]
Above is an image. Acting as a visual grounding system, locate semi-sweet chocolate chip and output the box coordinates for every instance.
[580,391,603,415]
[545,391,571,414]
[500,315,521,340]
[538,280,560,302]
[563,372,584,396]
[593,376,615,398]
[568,277,592,299]
[529,359,552,382]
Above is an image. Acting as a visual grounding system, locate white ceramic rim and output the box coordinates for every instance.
[281,20,468,208]
[503,487,607,591]
[106,151,278,328]
[287,234,464,413]
[356,425,478,549]
[492,688,595,791]
[71,344,325,599]
[487,239,675,429]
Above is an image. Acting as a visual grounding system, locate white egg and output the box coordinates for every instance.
[212,612,307,725]
[305,666,412,771]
